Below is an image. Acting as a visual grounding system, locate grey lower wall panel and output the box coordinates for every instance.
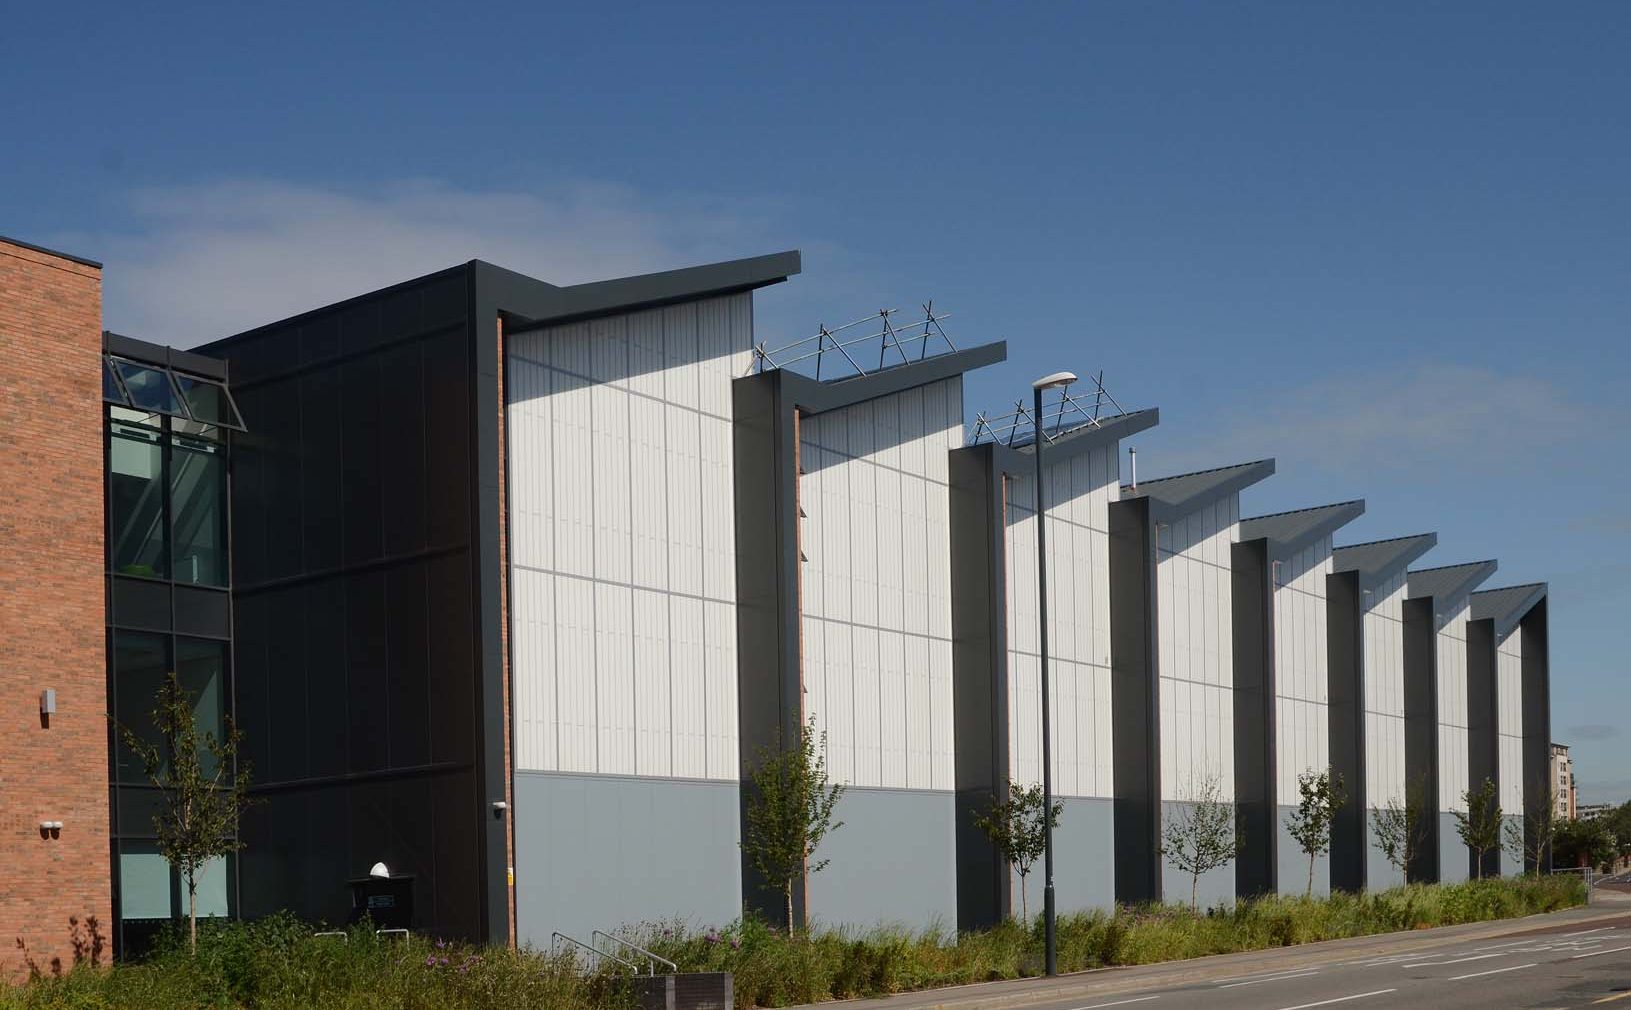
[1009,797,1114,919]
[1161,801,1236,909]
[1438,813,1469,884]
[1364,819,1406,892]
[1276,805,1331,898]
[514,772,741,946]
[1500,816,1523,878]
[806,787,957,931]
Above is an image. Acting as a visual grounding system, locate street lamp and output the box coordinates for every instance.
[1031,370,1075,976]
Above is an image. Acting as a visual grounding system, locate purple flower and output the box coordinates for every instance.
[425,956,437,967]
[435,939,447,950]
[730,937,741,950]
[705,930,721,945]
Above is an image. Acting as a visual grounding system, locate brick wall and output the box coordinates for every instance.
[0,238,111,977]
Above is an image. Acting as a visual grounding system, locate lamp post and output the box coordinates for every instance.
[1031,370,1075,977]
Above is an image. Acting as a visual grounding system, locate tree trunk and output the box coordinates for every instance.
[1307,854,1315,897]
[1019,875,1028,924]
[1191,871,1199,913]
[785,883,795,935]
[187,870,198,954]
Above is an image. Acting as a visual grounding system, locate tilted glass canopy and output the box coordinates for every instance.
[102,354,245,430]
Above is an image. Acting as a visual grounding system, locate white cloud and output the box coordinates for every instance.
[77,178,797,346]
[1152,362,1597,477]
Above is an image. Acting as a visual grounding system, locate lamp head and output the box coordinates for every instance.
[1032,371,1077,391]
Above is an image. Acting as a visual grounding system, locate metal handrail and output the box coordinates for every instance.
[552,931,638,973]
[593,930,677,976]
[312,930,348,941]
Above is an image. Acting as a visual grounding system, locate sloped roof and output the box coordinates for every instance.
[1408,560,1499,610]
[1332,533,1438,588]
[1470,583,1548,641]
[992,407,1159,471]
[1240,500,1365,561]
[1121,458,1275,523]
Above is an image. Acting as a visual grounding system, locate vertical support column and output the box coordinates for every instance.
[949,445,1012,929]
[1520,599,1551,872]
[1403,597,1440,883]
[730,371,806,927]
[1231,539,1276,898]
[1466,619,1500,879]
[1110,496,1161,905]
[1326,570,1367,892]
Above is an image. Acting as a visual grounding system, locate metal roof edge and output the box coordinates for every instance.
[771,340,1007,415]
[0,232,102,269]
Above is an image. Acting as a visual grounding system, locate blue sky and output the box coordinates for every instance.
[4,2,1627,800]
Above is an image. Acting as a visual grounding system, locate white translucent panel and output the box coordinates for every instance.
[596,582,636,774]
[633,589,672,777]
[511,568,558,771]
[502,294,746,786]
[703,601,738,779]
[664,405,705,598]
[670,595,708,778]
[554,576,598,772]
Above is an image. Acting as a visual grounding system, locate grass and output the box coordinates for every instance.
[0,876,1584,1010]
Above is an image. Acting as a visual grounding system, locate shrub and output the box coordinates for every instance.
[0,877,1584,1010]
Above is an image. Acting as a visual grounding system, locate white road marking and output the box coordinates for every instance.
[1273,989,1396,1010]
[1212,967,1325,983]
[1220,971,1320,989]
[1450,962,1537,980]
[1562,927,1616,937]
[1572,945,1631,960]
[1402,951,1510,968]
[1068,997,1160,1009]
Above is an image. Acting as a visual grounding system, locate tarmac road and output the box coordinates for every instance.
[796,886,1631,1010]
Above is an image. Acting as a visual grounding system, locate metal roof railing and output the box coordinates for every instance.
[751,304,957,380]
[968,371,1127,448]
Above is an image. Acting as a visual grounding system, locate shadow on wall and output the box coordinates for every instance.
[11,916,107,982]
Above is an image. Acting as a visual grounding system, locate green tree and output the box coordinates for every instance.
[118,672,253,953]
[1161,776,1240,912]
[1285,768,1346,896]
[1371,774,1432,881]
[1553,815,1617,872]
[972,780,1062,922]
[742,718,845,930]
[1454,778,1502,879]
[1504,785,1557,874]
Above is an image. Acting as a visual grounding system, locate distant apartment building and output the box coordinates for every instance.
[1552,743,1576,820]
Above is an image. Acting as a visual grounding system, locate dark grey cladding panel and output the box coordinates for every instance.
[1327,570,1367,892]
[1402,596,1440,884]
[1239,500,1365,562]
[1121,458,1276,524]
[1231,538,1276,899]
[1407,560,1499,609]
[778,341,1007,415]
[1519,598,1551,871]
[1332,533,1438,591]
[1466,618,1501,880]
[1470,583,1549,642]
[1110,496,1161,904]
[990,408,1160,474]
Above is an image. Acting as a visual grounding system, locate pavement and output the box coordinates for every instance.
[792,879,1631,1010]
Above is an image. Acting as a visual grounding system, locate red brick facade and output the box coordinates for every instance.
[0,238,111,977]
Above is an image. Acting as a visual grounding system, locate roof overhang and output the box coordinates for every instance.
[986,407,1159,475]
[498,250,802,333]
[1470,582,1549,641]
[1240,500,1366,562]
[1123,458,1276,525]
[1408,559,1500,615]
[774,340,1008,416]
[1332,533,1438,593]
